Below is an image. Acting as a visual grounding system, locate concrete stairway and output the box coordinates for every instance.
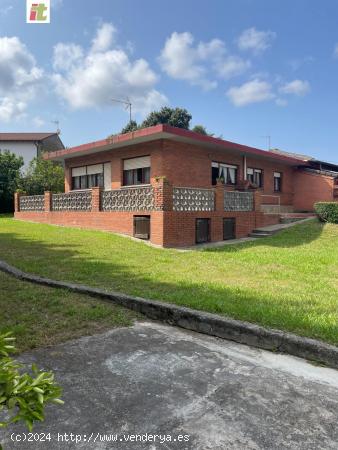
[279,213,316,224]
[249,216,315,238]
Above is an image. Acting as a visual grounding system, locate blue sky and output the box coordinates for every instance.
[1,0,338,162]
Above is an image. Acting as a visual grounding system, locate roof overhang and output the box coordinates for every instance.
[44,124,307,166]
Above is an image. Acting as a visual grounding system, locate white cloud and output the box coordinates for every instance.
[53,43,83,71]
[237,27,276,53]
[275,98,288,107]
[159,32,220,90]
[159,31,250,89]
[0,98,26,122]
[0,5,13,16]
[279,79,310,96]
[52,23,167,115]
[288,56,314,71]
[33,116,45,127]
[91,23,116,53]
[0,36,43,122]
[216,55,251,79]
[226,79,274,106]
[334,44,338,58]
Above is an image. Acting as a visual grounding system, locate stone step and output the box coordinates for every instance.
[249,232,272,238]
[251,228,278,235]
[280,217,305,224]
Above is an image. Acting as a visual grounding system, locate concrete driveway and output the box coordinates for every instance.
[2,321,338,450]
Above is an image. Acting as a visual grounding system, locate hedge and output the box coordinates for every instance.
[314,202,338,224]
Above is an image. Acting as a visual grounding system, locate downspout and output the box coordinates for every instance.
[243,155,247,180]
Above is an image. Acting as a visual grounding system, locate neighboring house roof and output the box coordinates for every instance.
[0,132,58,141]
[270,148,338,172]
[44,124,307,166]
[0,132,65,154]
[269,148,313,161]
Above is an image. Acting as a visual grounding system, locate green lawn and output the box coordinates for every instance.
[0,216,337,345]
[0,270,138,352]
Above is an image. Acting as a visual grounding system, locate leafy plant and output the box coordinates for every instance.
[0,150,24,213]
[141,107,192,129]
[191,125,214,136]
[19,157,64,195]
[314,202,338,224]
[0,333,63,449]
[120,120,139,134]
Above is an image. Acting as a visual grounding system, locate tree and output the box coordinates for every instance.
[20,157,64,195]
[0,332,63,449]
[120,120,139,134]
[191,125,214,136]
[141,107,192,129]
[0,150,24,213]
[192,125,208,135]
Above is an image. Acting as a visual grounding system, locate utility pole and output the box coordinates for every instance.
[111,98,132,123]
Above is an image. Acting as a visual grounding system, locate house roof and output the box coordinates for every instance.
[269,148,314,161]
[0,132,59,142]
[44,124,307,166]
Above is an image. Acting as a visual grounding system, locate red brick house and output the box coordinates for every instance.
[14,125,338,247]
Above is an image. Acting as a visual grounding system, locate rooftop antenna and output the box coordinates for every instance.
[52,120,61,134]
[111,98,132,123]
[261,135,271,150]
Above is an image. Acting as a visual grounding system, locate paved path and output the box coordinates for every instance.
[2,322,338,450]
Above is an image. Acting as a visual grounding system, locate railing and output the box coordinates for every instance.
[19,195,45,212]
[52,191,92,211]
[173,187,215,211]
[224,191,253,211]
[101,186,155,211]
[260,194,281,214]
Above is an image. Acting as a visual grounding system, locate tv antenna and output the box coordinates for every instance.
[111,98,132,123]
[261,135,271,150]
[52,120,61,134]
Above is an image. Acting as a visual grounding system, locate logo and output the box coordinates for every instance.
[26,0,50,23]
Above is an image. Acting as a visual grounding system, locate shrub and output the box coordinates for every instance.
[314,202,338,224]
[0,332,63,449]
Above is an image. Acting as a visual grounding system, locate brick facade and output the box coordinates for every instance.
[14,128,337,247]
[293,170,335,211]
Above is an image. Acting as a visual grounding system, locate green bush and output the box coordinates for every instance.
[314,202,338,224]
[0,332,63,449]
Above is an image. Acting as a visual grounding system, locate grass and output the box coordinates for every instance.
[0,270,138,353]
[0,216,337,345]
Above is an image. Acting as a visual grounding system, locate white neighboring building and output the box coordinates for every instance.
[0,133,65,170]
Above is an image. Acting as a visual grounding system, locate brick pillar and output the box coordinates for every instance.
[152,178,173,211]
[64,166,71,193]
[91,187,101,212]
[215,180,225,212]
[14,192,21,212]
[253,190,262,212]
[44,191,52,212]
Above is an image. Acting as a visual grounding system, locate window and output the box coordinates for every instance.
[247,168,263,187]
[274,172,282,192]
[71,164,105,190]
[123,156,150,186]
[211,162,237,185]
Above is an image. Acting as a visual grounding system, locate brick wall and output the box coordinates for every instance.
[15,209,273,248]
[161,140,294,205]
[293,170,334,211]
[162,211,258,247]
[15,210,166,246]
[64,139,294,206]
[65,140,164,191]
[15,181,280,247]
